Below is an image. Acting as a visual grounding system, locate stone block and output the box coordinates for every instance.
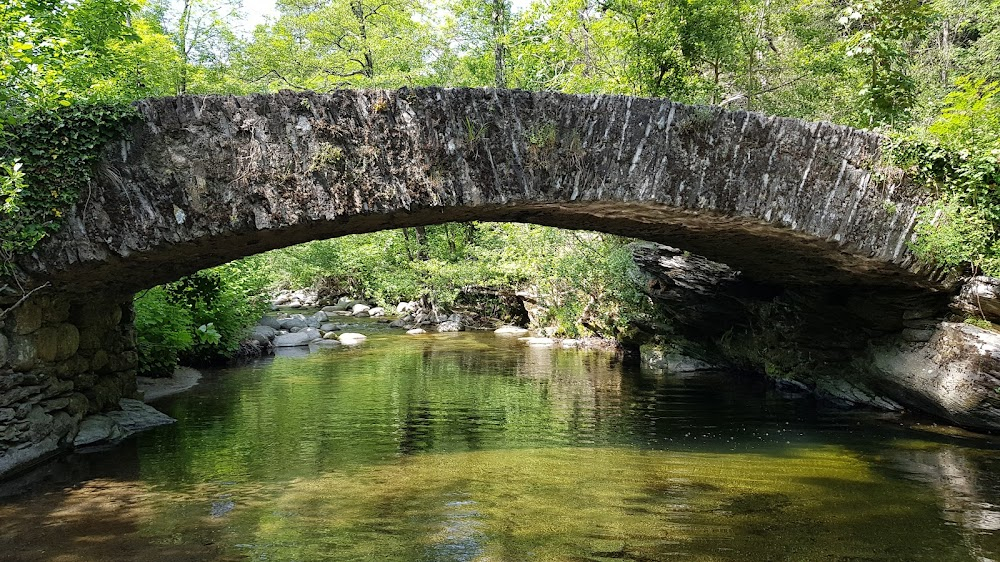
[55,323,80,360]
[8,335,37,371]
[32,326,61,362]
[90,349,109,371]
[77,325,106,351]
[11,301,42,335]
[55,355,90,377]
[41,297,71,323]
[0,333,7,368]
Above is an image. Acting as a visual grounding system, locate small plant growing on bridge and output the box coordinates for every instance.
[527,122,558,150]
[371,97,390,113]
[676,107,717,136]
[464,116,487,145]
[309,142,345,171]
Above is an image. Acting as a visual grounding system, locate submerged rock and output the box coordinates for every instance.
[309,339,342,351]
[522,337,555,346]
[74,399,175,448]
[274,330,317,347]
[641,346,715,373]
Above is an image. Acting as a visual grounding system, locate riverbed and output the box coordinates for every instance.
[2,329,1000,561]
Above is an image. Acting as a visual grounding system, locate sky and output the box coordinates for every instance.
[240,0,534,31]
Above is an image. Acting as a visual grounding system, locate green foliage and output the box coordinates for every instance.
[0,0,140,115]
[134,286,194,377]
[964,316,993,330]
[0,103,137,272]
[837,1,932,126]
[909,198,996,272]
[134,261,269,375]
[890,77,1000,274]
[257,223,654,340]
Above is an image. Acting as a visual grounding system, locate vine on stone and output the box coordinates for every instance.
[0,103,137,276]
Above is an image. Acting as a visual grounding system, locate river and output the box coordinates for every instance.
[3,327,1000,561]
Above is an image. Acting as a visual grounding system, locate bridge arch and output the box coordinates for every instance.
[17,87,939,294]
[1,88,954,477]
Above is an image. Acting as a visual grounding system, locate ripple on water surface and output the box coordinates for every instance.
[3,331,1000,561]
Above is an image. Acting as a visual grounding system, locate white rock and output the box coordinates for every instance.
[352,303,371,315]
[495,325,529,336]
[522,337,555,346]
[406,328,427,335]
[338,332,368,345]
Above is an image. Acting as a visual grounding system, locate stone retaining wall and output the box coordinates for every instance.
[0,293,137,476]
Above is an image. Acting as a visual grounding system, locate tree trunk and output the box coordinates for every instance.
[415,226,428,260]
[492,0,508,89]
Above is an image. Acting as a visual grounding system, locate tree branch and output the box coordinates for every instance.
[0,282,50,321]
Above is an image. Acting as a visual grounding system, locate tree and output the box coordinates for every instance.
[837,0,933,126]
[238,0,433,91]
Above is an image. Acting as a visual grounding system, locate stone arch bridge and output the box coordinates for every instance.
[0,87,965,477]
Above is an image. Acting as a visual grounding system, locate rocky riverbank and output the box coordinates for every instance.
[632,242,1000,431]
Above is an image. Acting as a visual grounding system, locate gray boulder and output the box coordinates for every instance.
[309,339,342,351]
[438,320,463,332]
[75,399,175,448]
[320,323,339,332]
[258,316,282,330]
[249,325,276,345]
[279,315,308,330]
[273,328,321,347]
[369,307,386,317]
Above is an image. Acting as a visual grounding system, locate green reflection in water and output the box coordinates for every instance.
[4,330,1000,561]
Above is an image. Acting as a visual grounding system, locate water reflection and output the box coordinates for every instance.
[3,331,1000,561]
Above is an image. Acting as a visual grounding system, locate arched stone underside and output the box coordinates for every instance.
[19,88,942,293]
[2,88,977,478]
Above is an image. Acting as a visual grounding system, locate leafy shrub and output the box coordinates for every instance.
[134,287,194,377]
[134,261,270,375]
[890,77,1000,275]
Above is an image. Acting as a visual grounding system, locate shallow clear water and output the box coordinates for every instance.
[4,328,1000,561]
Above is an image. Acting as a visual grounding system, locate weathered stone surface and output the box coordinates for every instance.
[308,339,342,351]
[11,301,42,335]
[523,337,556,347]
[406,328,426,335]
[8,336,36,371]
[954,276,1000,323]
[872,323,1000,431]
[249,325,276,345]
[106,399,175,434]
[74,399,175,448]
[73,414,124,447]
[258,315,282,330]
[641,345,716,373]
[12,89,951,295]
[273,332,316,347]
